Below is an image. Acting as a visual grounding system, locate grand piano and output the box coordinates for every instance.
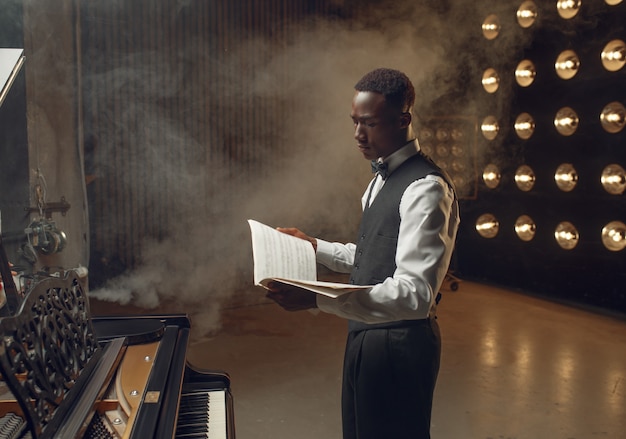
[0,267,236,439]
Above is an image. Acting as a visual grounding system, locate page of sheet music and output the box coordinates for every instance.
[248,219,317,285]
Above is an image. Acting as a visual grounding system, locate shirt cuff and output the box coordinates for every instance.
[315,239,336,267]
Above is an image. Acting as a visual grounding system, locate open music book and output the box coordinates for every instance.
[247,219,372,298]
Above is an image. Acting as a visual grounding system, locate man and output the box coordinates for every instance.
[267,67,459,439]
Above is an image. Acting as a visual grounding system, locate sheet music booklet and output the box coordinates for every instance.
[247,219,371,298]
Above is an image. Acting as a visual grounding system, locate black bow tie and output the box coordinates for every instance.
[371,160,388,179]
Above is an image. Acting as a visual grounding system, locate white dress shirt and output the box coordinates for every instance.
[315,140,460,323]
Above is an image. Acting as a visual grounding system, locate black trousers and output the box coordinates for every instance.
[341,318,441,439]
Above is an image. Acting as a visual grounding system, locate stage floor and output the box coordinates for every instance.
[94,280,626,439]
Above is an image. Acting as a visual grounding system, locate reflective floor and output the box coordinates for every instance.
[185,281,626,439]
[93,280,626,438]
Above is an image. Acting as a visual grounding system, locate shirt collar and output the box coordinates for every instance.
[376,139,420,177]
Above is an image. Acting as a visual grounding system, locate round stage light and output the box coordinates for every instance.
[451,143,465,157]
[517,1,538,28]
[557,0,581,19]
[481,115,499,140]
[482,14,501,40]
[602,221,626,251]
[482,164,501,189]
[600,101,626,134]
[554,107,579,136]
[601,164,626,195]
[476,213,500,238]
[555,221,579,250]
[605,0,623,5]
[482,68,500,93]
[601,39,625,72]
[554,163,578,192]
[515,215,537,241]
[514,112,536,139]
[436,143,450,158]
[421,144,434,157]
[555,50,580,79]
[515,59,537,87]
[436,128,449,141]
[515,164,536,192]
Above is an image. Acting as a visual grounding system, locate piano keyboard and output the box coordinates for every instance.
[175,390,227,439]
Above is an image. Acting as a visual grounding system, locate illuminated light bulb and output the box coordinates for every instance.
[515,215,537,241]
[554,163,578,192]
[514,112,536,140]
[554,107,579,136]
[554,221,579,250]
[482,14,501,40]
[601,221,626,251]
[605,0,623,5]
[600,101,626,134]
[481,115,499,140]
[515,165,536,192]
[436,143,450,157]
[451,143,465,157]
[482,68,500,93]
[557,0,581,19]
[555,50,580,79]
[601,40,625,72]
[517,1,538,28]
[483,164,501,189]
[476,213,500,238]
[515,59,536,87]
[601,164,626,195]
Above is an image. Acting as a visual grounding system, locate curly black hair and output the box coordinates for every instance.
[354,68,415,113]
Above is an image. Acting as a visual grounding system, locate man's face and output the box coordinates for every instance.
[350,91,405,161]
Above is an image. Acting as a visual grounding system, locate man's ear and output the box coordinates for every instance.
[399,111,412,129]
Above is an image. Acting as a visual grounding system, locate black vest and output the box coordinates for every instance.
[348,152,450,332]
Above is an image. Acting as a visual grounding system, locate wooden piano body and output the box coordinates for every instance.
[0,270,235,438]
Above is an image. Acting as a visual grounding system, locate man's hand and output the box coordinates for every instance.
[266,282,318,311]
[276,227,317,251]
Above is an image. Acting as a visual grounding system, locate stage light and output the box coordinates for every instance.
[482,68,500,93]
[517,1,538,28]
[515,59,537,87]
[554,221,579,250]
[601,221,626,251]
[605,0,623,5]
[436,143,450,158]
[600,101,626,134]
[555,50,580,80]
[481,115,499,140]
[451,160,466,173]
[476,213,500,238]
[514,112,536,139]
[451,143,465,157]
[601,164,626,195]
[515,164,536,191]
[601,39,625,72]
[554,106,579,136]
[557,0,581,19]
[554,163,578,192]
[482,164,501,189]
[515,215,537,241]
[436,128,450,141]
[482,14,501,40]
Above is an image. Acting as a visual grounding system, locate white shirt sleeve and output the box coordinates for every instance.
[315,174,459,323]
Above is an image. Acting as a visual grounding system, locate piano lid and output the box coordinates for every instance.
[0,48,25,109]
